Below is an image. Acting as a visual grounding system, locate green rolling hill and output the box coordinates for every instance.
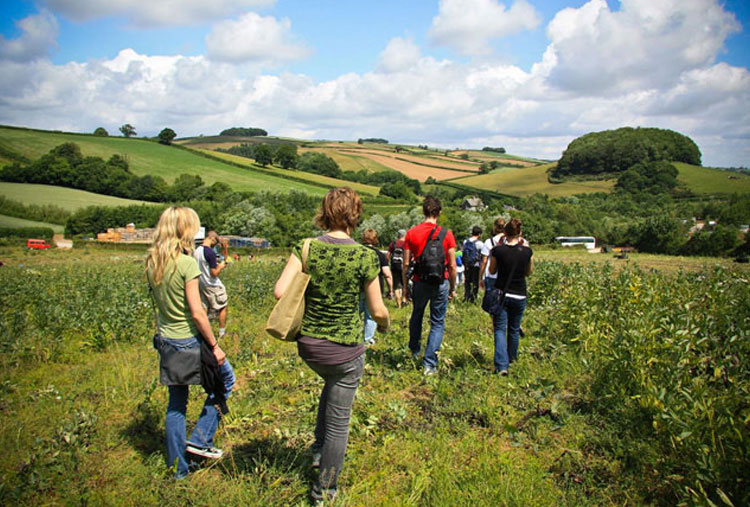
[0,126,352,196]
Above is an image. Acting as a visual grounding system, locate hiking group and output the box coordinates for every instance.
[146,188,532,502]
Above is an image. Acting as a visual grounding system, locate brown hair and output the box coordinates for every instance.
[362,228,379,246]
[422,195,442,218]
[314,187,363,232]
[493,217,506,235]
[504,218,522,238]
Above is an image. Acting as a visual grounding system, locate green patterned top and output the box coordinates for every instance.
[293,237,380,345]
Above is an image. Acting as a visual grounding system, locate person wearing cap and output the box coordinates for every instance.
[194,230,229,338]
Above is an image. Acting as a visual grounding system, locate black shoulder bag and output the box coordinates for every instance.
[148,278,202,386]
[481,246,520,316]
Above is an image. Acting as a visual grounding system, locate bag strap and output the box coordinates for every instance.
[146,274,162,336]
[301,238,311,273]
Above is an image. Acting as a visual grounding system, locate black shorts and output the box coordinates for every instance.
[391,266,404,289]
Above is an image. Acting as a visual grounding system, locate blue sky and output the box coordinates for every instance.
[1,0,748,167]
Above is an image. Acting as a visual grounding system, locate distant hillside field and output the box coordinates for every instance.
[0,127,329,195]
[0,213,64,233]
[673,162,750,194]
[0,182,155,211]
[201,149,380,195]
[452,163,616,197]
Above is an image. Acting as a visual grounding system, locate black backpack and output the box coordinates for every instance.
[390,241,404,270]
[417,225,448,284]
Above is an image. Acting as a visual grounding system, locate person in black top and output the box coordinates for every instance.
[362,229,393,344]
[489,218,533,375]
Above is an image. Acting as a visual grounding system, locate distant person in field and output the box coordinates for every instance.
[403,195,457,375]
[362,228,394,344]
[455,246,464,286]
[146,207,234,479]
[479,218,506,292]
[462,226,483,303]
[387,229,407,308]
[488,218,533,376]
[274,187,389,503]
[194,231,228,338]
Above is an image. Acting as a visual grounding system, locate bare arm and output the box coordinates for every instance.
[447,247,457,297]
[274,253,302,300]
[186,277,225,365]
[479,255,489,289]
[210,262,225,278]
[402,248,411,292]
[364,277,390,332]
[489,256,497,275]
[382,265,394,295]
[527,255,534,276]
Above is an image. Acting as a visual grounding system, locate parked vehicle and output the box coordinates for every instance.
[27,239,51,250]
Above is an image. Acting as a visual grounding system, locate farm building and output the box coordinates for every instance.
[223,235,271,248]
[97,223,155,243]
[460,197,486,211]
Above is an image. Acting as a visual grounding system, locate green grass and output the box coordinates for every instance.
[0,182,155,211]
[0,213,64,232]
[0,126,328,195]
[452,163,616,197]
[0,246,747,505]
[673,162,750,194]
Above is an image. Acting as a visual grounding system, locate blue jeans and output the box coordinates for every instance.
[304,354,365,496]
[492,298,527,372]
[409,279,449,369]
[359,294,376,343]
[164,336,235,478]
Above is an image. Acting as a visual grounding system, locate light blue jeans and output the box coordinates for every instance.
[409,279,450,369]
[492,298,527,372]
[359,294,377,343]
[164,336,235,478]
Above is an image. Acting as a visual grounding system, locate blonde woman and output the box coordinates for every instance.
[274,188,389,502]
[146,206,235,479]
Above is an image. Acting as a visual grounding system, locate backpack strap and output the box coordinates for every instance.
[419,224,439,260]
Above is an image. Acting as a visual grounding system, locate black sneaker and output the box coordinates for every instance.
[186,444,223,459]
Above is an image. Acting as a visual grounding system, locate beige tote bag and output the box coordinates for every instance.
[265,238,311,341]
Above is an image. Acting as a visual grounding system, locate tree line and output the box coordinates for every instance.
[0,143,233,203]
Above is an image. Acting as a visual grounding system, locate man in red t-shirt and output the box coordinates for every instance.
[403,196,457,375]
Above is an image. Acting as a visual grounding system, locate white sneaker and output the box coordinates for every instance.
[186,444,223,459]
[424,366,437,376]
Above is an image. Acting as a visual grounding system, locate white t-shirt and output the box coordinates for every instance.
[481,234,504,279]
[194,245,225,288]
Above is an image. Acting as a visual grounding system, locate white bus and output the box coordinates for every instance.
[555,236,596,250]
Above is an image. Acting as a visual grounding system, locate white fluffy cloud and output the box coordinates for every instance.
[39,0,275,26]
[429,0,541,55]
[545,0,741,95]
[0,10,58,62]
[206,12,310,64]
[377,37,422,73]
[0,0,747,167]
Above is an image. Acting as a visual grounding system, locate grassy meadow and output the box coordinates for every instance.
[673,162,750,194]
[0,245,747,506]
[0,182,155,211]
[452,163,616,197]
[0,213,64,233]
